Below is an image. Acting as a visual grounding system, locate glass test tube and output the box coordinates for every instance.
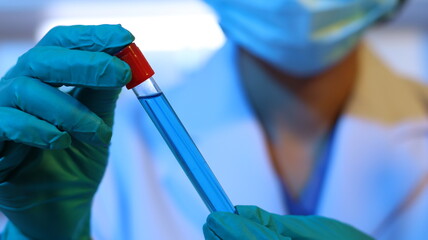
[116,43,235,213]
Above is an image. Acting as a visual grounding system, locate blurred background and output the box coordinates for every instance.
[0,0,427,86]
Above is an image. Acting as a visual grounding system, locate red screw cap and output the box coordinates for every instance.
[115,43,155,89]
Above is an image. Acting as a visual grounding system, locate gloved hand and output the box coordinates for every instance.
[204,205,374,240]
[0,24,133,239]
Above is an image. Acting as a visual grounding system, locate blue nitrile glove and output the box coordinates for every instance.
[204,205,374,240]
[0,24,134,239]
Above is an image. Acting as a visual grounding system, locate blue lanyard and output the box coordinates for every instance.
[282,126,337,215]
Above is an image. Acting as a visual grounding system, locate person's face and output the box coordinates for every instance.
[204,0,399,76]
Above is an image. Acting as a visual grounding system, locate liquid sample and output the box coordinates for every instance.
[138,93,235,213]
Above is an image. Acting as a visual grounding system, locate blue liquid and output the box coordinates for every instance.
[138,93,235,213]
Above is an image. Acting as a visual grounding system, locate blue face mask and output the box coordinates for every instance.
[204,0,398,76]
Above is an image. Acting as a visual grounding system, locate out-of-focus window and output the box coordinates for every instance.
[0,0,225,89]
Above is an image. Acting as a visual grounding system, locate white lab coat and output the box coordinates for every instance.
[91,41,428,240]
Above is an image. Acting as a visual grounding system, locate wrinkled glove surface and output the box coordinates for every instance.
[0,24,133,240]
[204,205,374,240]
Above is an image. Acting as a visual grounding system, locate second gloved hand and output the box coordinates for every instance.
[204,205,374,240]
[0,25,133,239]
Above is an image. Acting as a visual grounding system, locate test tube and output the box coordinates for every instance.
[116,43,235,213]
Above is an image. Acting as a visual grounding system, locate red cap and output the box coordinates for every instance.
[115,43,155,89]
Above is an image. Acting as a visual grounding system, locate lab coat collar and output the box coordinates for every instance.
[192,41,428,236]
[317,44,428,236]
[167,40,428,236]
